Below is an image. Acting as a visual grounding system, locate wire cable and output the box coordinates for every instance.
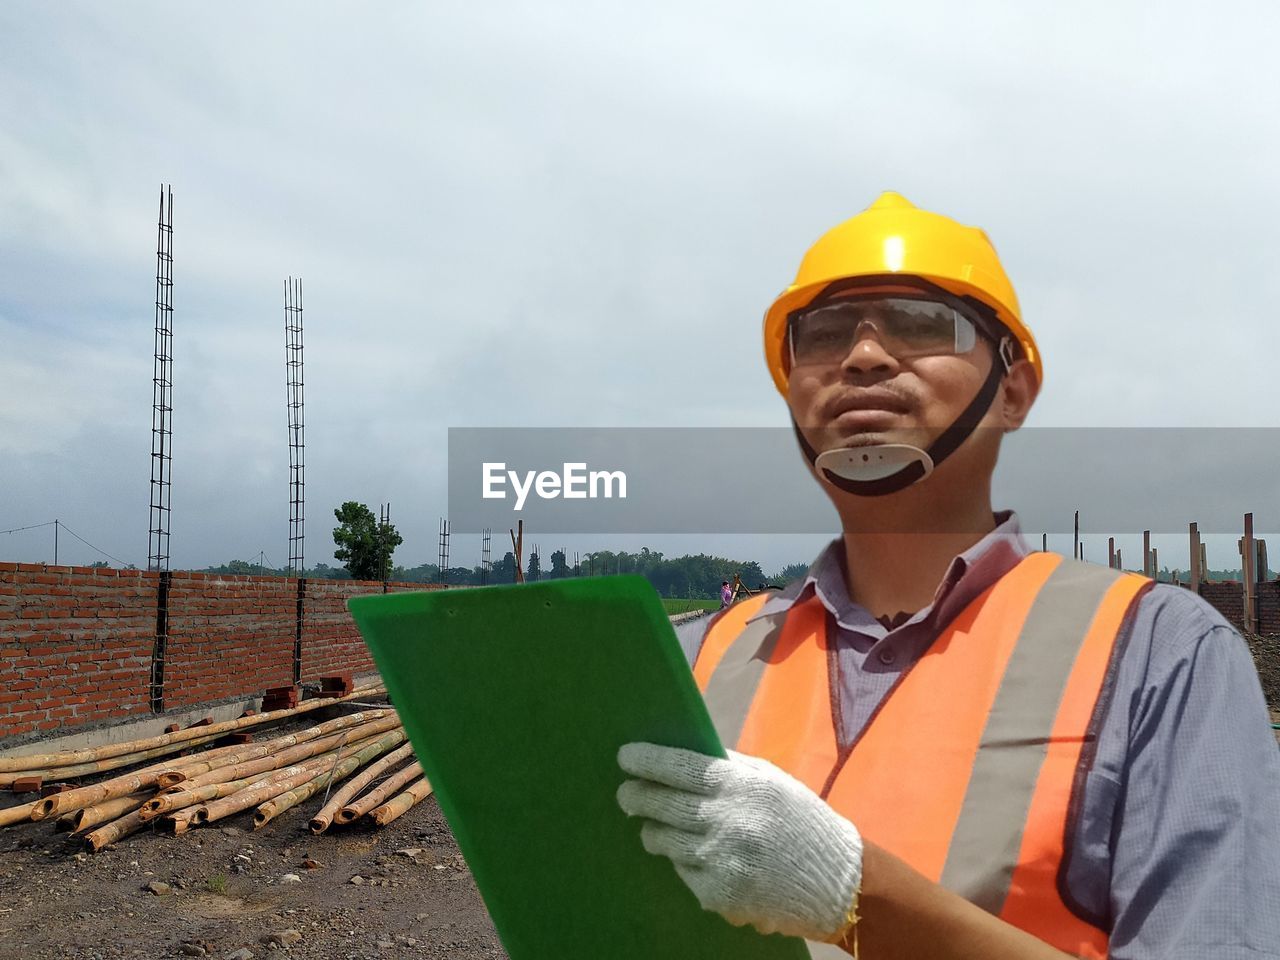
[54,523,135,568]
[0,521,57,535]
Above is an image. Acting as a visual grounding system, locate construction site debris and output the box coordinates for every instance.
[0,683,434,852]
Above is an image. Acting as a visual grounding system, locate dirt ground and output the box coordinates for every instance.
[1245,632,1280,710]
[0,791,507,960]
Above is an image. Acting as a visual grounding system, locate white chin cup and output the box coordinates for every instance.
[814,444,935,483]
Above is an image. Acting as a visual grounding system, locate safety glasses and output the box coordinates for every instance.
[787,296,982,368]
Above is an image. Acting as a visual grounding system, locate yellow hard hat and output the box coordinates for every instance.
[763,191,1040,393]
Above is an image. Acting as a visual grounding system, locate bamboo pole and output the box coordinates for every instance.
[161,805,203,836]
[22,718,361,822]
[154,709,393,788]
[69,792,151,834]
[0,728,244,788]
[336,761,423,824]
[0,683,386,773]
[197,730,404,827]
[253,732,410,829]
[367,778,433,826]
[0,799,40,828]
[310,742,415,834]
[157,714,400,792]
[84,807,151,852]
[30,757,194,822]
[255,758,359,829]
[140,770,279,821]
[193,763,323,826]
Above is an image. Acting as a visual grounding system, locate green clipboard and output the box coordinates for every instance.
[349,576,808,960]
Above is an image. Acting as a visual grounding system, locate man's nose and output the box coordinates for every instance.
[839,329,899,378]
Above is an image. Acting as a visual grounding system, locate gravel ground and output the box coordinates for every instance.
[0,785,506,960]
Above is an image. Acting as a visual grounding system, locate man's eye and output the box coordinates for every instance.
[804,322,846,346]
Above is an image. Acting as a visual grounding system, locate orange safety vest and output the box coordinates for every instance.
[692,552,1150,959]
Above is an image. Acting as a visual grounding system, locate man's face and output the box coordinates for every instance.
[784,289,1004,457]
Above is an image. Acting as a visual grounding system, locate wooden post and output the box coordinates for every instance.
[1041,533,1048,553]
[509,519,525,584]
[1258,539,1269,583]
[1189,522,1201,592]
[1152,547,1158,580]
[1073,511,1079,560]
[1116,547,1123,570]
[1242,513,1256,632]
[1142,530,1152,578]
[1108,537,1115,570]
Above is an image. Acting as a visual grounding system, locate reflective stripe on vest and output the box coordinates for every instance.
[693,553,1151,959]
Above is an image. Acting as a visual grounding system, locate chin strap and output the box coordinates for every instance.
[793,338,1013,497]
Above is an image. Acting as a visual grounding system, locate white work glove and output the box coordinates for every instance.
[616,742,863,943]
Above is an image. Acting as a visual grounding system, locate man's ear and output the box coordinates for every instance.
[999,359,1039,431]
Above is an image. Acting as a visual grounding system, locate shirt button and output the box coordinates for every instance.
[878,648,897,666]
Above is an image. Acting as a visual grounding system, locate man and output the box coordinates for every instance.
[616,192,1280,958]
[721,580,734,609]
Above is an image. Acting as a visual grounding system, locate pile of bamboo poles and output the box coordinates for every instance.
[0,683,435,851]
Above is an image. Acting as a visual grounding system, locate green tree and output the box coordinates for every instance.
[527,550,541,582]
[775,562,810,583]
[491,551,517,584]
[549,549,570,579]
[332,501,403,581]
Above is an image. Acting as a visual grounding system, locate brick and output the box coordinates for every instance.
[10,776,42,793]
[318,673,353,697]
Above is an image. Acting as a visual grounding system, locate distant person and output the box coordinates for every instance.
[719,580,732,609]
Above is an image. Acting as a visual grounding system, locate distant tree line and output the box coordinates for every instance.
[202,546,812,599]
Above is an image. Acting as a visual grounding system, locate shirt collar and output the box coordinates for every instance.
[752,511,1030,634]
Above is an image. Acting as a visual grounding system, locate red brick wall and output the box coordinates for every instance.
[0,564,157,739]
[1199,581,1246,631]
[300,580,432,682]
[164,572,298,710]
[1259,581,1280,633]
[301,579,378,681]
[1196,579,1280,634]
[0,562,448,743]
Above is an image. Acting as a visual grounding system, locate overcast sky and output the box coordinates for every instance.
[2,1,1279,575]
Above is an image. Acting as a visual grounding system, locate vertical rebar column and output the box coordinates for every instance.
[149,185,174,573]
[379,504,390,590]
[438,518,450,583]
[284,277,306,575]
[481,528,491,585]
